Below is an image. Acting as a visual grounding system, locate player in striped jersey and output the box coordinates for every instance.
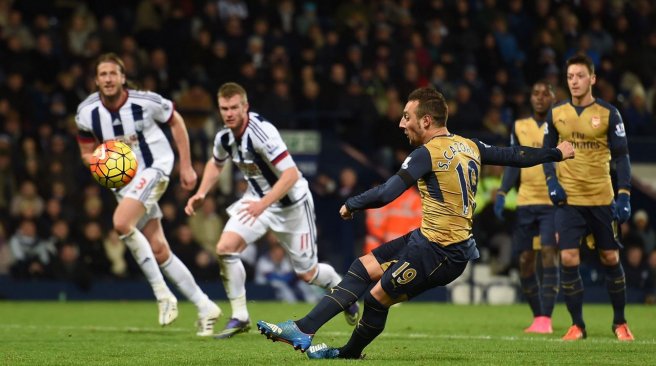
[185,82,359,339]
[75,53,220,336]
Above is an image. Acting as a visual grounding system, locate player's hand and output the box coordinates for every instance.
[180,165,198,191]
[184,193,205,216]
[238,199,267,226]
[556,141,575,160]
[613,193,631,223]
[546,176,567,206]
[493,193,506,220]
[339,204,354,220]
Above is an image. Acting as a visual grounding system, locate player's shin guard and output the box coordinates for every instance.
[541,265,559,317]
[561,265,585,328]
[121,229,171,300]
[296,258,371,334]
[218,254,248,321]
[160,254,209,309]
[339,292,389,359]
[308,263,342,289]
[520,273,543,317]
[604,263,627,324]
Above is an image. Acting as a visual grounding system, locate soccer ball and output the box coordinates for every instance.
[89,140,138,189]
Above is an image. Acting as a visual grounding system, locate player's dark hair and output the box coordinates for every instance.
[534,79,555,96]
[218,82,249,104]
[407,87,448,127]
[566,54,595,75]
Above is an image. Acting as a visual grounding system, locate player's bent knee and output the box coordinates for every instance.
[599,250,619,266]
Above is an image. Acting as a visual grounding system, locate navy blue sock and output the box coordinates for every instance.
[296,259,371,334]
[561,265,585,328]
[604,263,627,325]
[339,292,389,359]
[520,273,543,317]
[541,265,559,317]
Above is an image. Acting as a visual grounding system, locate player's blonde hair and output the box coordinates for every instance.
[407,87,448,127]
[218,82,248,104]
[95,53,126,76]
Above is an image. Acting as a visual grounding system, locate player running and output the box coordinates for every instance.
[75,53,220,336]
[257,87,574,358]
[185,82,359,339]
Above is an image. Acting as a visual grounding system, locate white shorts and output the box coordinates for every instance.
[114,167,169,230]
[224,194,318,274]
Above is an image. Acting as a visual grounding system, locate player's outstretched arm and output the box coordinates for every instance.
[475,139,573,168]
[185,159,223,216]
[341,147,430,219]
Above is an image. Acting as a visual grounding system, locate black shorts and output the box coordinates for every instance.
[513,205,556,253]
[555,205,621,251]
[372,229,469,300]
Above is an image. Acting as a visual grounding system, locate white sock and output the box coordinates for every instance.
[160,254,210,312]
[309,263,342,289]
[218,254,249,321]
[120,229,172,301]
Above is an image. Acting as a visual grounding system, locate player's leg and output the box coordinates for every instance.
[114,196,177,325]
[276,196,358,324]
[213,201,267,338]
[535,206,558,333]
[329,232,468,359]
[590,206,633,340]
[556,205,587,340]
[141,217,221,336]
[257,233,408,351]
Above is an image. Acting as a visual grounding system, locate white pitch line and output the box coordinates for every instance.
[1,324,654,345]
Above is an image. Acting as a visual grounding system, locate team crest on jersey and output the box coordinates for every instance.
[590,116,601,128]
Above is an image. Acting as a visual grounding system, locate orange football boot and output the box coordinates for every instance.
[562,324,586,341]
[613,323,634,341]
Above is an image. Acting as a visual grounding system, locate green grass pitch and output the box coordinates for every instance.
[0,301,654,365]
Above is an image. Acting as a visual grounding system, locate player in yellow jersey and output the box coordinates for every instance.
[542,54,634,341]
[495,81,558,334]
[257,87,575,359]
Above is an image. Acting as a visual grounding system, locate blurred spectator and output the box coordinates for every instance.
[255,242,320,303]
[78,221,111,279]
[633,210,656,254]
[364,186,421,254]
[622,245,653,303]
[103,230,128,279]
[10,180,44,220]
[187,196,224,254]
[52,242,92,290]
[9,219,55,279]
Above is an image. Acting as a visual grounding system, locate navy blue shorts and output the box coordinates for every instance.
[555,205,621,250]
[372,229,469,300]
[513,205,556,254]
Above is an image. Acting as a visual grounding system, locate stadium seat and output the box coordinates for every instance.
[450,284,483,304]
[486,284,517,305]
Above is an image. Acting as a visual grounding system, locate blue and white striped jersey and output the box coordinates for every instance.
[213,112,309,208]
[75,89,176,175]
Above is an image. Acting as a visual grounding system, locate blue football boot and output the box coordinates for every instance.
[257,320,314,352]
[306,343,341,359]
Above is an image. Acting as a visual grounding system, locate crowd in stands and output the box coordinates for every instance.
[0,0,655,302]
